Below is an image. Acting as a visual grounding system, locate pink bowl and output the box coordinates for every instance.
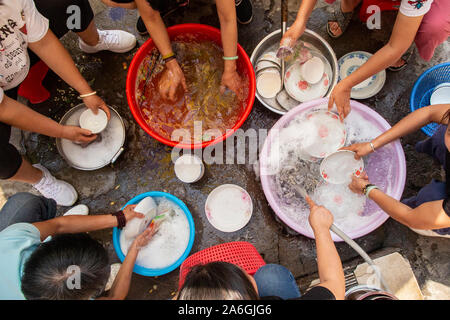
[259,98,406,241]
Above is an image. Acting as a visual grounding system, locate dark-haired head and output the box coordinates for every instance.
[21,233,110,300]
[177,262,259,300]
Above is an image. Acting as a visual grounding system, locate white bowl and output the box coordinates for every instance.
[430,84,450,105]
[258,51,281,67]
[122,196,157,239]
[320,150,364,184]
[256,60,280,73]
[301,56,325,84]
[174,154,205,183]
[284,62,330,102]
[79,108,108,134]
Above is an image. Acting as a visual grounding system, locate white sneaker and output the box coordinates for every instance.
[63,204,89,216]
[32,164,78,207]
[79,29,137,54]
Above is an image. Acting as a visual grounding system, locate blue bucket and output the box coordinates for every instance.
[410,62,450,136]
[112,191,195,276]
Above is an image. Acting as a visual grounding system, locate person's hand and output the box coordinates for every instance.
[305,196,334,232]
[82,94,111,120]
[159,59,187,101]
[280,22,305,48]
[348,172,370,195]
[221,68,243,99]
[123,205,145,223]
[61,125,97,144]
[328,82,352,121]
[130,226,156,251]
[340,142,373,160]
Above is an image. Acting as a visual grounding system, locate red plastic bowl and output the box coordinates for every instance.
[126,23,256,149]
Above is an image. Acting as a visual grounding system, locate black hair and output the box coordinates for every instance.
[177,262,259,300]
[21,233,110,300]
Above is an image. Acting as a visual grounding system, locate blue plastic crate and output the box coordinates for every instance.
[410,62,450,136]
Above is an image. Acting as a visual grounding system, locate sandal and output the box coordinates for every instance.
[326,0,354,39]
[387,47,414,72]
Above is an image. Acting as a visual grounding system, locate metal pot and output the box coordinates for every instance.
[56,103,125,171]
[345,285,398,300]
[250,29,338,115]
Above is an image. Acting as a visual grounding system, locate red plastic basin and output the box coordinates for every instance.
[126,23,256,149]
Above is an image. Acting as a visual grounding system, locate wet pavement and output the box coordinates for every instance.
[0,0,449,299]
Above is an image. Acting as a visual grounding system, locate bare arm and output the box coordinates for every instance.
[100,228,155,300]
[343,104,450,158]
[32,205,143,241]
[306,197,345,300]
[28,29,109,117]
[282,0,318,43]
[101,0,137,9]
[329,13,424,118]
[350,175,450,230]
[216,0,238,72]
[0,96,96,143]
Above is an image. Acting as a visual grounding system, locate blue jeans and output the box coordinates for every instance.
[0,193,57,231]
[253,264,301,299]
[402,125,450,235]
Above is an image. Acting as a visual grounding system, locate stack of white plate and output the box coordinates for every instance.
[255,52,282,99]
[338,51,386,100]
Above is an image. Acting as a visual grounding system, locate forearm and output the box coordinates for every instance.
[313,228,345,299]
[372,106,434,149]
[0,96,64,137]
[136,0,173,56]
[28,31,93,95]
[293,0,317,30]
[216,0,238,72]
[55,214,118,235]
[106,246,138,300]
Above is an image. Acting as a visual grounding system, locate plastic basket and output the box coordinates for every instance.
[178,242,266,289]
[410,62,450,136]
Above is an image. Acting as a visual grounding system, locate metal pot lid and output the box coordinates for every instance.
[56,104,126,171]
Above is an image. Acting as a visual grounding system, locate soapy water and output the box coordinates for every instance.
[60,108,124,169]
[266,106,397,235]
[119,197,190,269]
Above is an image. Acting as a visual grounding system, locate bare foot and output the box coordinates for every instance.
[328,21,343,37]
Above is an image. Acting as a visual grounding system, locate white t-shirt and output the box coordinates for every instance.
[400,0,433,17]
[0,0,49,103]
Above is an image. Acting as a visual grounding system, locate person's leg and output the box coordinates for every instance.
[415,125,447,167]
[0,193,57,231]
[327,0,363,37]
[414,0,450,61]
[402,179,446,208]
[253,264,301,299]
[33,0,135,53]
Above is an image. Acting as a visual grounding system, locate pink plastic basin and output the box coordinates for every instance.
[259,98,406,241]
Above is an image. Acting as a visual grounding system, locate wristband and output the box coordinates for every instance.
[112,210,126,229]
[163,56,177,64]
[364,184,379,198]
[78,91,97,99]
[370,141,376,153]
[223,56,239,61]
[162,52,175,60]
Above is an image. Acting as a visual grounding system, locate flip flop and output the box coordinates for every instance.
[327,0,353,39]
[387,47,414,72]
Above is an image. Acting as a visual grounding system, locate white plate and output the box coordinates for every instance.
[430,84,450,105]
[205,184,253,232]
[256,60,280,73]
[301,109,347,158]
[258,51,281,67]
[257,70,282,99]
[320,150,364,184]
[301,56,324,84]
[338,51,386,99]
[284,61,330,102]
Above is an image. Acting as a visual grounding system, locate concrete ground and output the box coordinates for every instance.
[1,0,449,300]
